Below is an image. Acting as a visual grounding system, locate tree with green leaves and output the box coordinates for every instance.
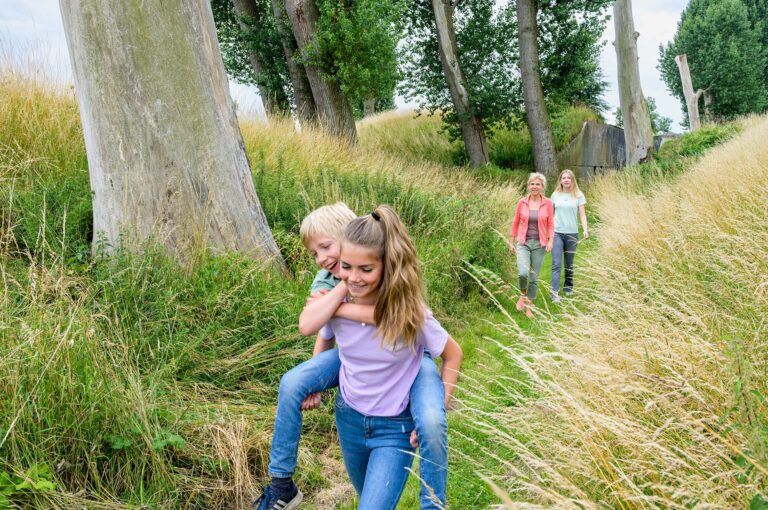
[211,0,292,116]
[399,0,611,167]
[658,0,768,124]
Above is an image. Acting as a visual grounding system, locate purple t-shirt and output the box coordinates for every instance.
[319,309,449,417]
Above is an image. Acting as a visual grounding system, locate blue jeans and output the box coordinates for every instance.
[268,352,447,509]
[410,354,447,509]
[551,232,578,295]
[267,348,341,477]
[517,239,546,300]
[335,394,415,510]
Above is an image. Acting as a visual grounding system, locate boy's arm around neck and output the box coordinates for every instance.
[334,303,376,324]
[298,282,347,336]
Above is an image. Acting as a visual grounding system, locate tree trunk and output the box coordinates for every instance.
[270,0,317,122]
[60,0,283,266]
[675,54,704,131]
[363,98,376,117]
[613,0,654,165]
[232,0,290,117]
[431,0,489,167]
[284,0,357,143]
[516,0,557,177]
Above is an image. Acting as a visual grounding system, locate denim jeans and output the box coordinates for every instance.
[551,232,578,295]
[410,354,447,509]
[335,394,415,510]
[517,239,546,300]
[267,350,448,510]
[268,348,341,477]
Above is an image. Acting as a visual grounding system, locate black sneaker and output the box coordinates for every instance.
[252,484,303,510]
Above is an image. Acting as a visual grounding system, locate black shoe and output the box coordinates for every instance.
[252,484,303,510]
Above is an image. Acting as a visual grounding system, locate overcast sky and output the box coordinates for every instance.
[0,0,689,130]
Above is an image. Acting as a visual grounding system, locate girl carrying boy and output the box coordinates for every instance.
[254,204,462,510]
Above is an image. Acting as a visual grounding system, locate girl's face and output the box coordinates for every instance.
[528,178,544,195]
[340,243,383,305]
[560,173,573,189]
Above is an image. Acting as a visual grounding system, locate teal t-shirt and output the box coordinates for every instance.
[310,269,342,293]
[551,191,586,234]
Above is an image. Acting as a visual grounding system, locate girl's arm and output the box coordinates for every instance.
[334,303,376,324]
[298,282,347,336]
[312,332,335,354]
[579,204,589,239]
[439,337,463,407]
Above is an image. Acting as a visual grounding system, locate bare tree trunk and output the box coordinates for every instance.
[363,98,376,117]
[431,0,489,167]
[516,0,557,177]
[613,0,654,165]
[270,0,317,122]
[60,0,283,266]
[284,0,357,143]
[232,0,290,116]
[675,54,704,131]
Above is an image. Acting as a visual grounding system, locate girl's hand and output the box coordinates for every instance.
[300,392,322,410]
[583,230,589,241]
[409,429,419,448]
[546,240,553,252]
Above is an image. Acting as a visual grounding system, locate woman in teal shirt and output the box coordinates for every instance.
[549,169,588,302]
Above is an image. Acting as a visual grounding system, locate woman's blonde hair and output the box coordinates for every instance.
[527,172,547,189]
[343,205,425,351]
[554,169,582,198]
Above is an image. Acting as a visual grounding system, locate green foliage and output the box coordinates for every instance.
[399,0,611,141]
[211,0,291,112]
[615,96,674,134]
[0,465,57,509]
[644,121,741,176]
[306,0,406,108]
[658,0,768,124]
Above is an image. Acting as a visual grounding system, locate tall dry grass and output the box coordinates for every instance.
[466,115,768,507]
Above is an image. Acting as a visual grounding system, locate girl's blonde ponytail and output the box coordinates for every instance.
[343,205,425,350]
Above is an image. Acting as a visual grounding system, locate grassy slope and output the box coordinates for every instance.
[1,63,761,509]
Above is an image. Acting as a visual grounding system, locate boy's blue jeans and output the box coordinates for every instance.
[267,349,448,509]
[334,394,415,510]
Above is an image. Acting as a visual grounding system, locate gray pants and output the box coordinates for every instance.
[551,232,579,295]
[517,239,546,300]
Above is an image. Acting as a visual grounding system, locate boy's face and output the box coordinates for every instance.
[307,236,342,276]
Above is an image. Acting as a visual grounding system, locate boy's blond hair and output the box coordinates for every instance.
[300,202,357,247]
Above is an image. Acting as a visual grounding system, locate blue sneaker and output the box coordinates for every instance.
[252,484,303,510]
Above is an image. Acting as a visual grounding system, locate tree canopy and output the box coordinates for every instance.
[399,0,611,141]
[658,0,768,123]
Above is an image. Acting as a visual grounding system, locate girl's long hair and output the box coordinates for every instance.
[554,169,582,198]
[343,205,425,351]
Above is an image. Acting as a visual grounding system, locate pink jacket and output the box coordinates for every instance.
[511,195,554,246]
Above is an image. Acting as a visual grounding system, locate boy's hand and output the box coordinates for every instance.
[306,289,329,305]
[301,392,322,410]
[409,430,419,448]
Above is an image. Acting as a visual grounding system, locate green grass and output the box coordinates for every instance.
[1,62,755,509]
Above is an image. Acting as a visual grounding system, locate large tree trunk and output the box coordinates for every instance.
[516,0,557,177]
[284,0,357,143]
[60,0,283,266]
[431,0,489,167]
[270,0,317,122]
[232,0,290,117]
[675,54,704,131]
[613,0,654,165]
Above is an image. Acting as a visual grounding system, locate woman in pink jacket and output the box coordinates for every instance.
[510,172,554,317]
